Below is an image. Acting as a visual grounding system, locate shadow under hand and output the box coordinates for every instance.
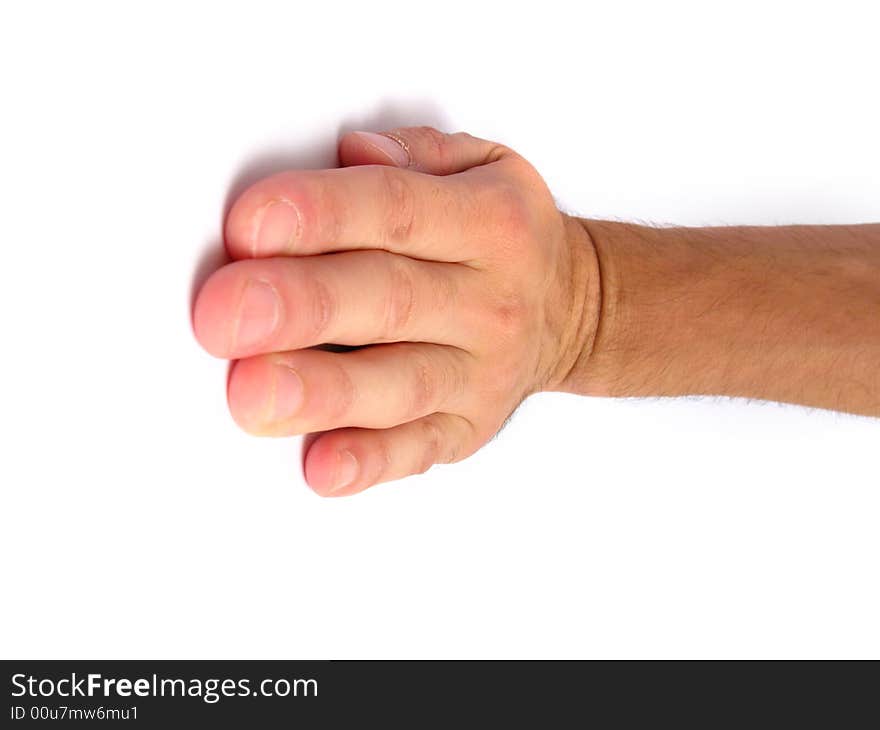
[338,98,453,142]
[189,237,230,314]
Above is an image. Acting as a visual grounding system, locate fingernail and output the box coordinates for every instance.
[271,365,304,421]
[354,131,410,167]
[330,449,359,493]
[253,199,301,255]
[232,279,280,351]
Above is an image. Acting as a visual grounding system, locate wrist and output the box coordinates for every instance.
[545,214,609,395]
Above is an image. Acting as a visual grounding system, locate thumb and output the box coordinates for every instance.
[338,126,510,175]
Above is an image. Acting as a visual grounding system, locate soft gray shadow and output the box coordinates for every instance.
[300,431,321,472]
[338,98,453,139]
[189,238,229,313]
[223,133,339,220]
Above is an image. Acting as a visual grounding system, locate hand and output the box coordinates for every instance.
[193,127,599,496]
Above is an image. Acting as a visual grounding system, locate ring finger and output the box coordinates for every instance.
[227,341,473,435]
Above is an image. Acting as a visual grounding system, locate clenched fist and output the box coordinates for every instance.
[194,127,599,496]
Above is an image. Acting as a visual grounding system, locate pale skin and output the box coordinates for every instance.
[193,127,880,497]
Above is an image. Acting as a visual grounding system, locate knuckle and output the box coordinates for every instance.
[488,181,531,239]
[449,131,512,165]
[400,126,457,172]
[504,151,538,178]
[378,166,416,242]
[410,125,447,156]
[408,349,438,419]
[442,442,460,464]
[486,143,514,163]
[325,359,356,421]
[449,130,474,144]
[431,267,458,314]
[304,274,336,343]
[448,433,481,464]
[374,435,394,482]
[460,417,488,460]
[490,286,530,340]
[416,418,444,474]
[382,259,417,339]
[315,173,345,245]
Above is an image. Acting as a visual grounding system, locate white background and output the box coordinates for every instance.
[1,1,878,659]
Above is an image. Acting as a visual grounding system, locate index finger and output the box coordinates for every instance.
[225,165,482,262]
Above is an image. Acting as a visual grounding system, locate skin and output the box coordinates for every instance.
[193,126,880,497]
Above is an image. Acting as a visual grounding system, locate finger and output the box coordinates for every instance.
[227,343,472,436]
[338,126,512,175]
[304,412,478,497]
[225,163,480,261]
[193,251,474,359]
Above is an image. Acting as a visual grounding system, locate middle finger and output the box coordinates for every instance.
[193,250,476,359]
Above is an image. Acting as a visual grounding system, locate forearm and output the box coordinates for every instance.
[558,217,880,417]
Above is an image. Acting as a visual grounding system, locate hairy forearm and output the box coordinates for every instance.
[558,217,880,417]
